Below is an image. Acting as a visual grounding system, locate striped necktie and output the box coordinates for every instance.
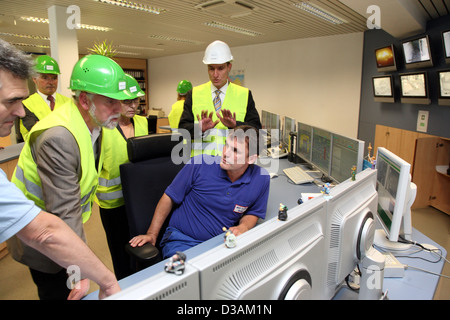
[213,90,222,113]
[47,95,55,111]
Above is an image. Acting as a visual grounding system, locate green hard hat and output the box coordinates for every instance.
[69,54,131,100]
[35,55,60,74]
[177,80,192,95]
[125,74,145,99]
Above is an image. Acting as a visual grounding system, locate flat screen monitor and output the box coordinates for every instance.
[188,196,329,300]
[296,122,313,163]
[438,69,450,106]
[282,116,296,148]
[261,110,269,130]
[399,72,430,105]
[311,127,332,176]
[267,112,280,145]
[374,147,416,251]
[372,75,394,103]
[443,30,450,64]
[323,168,378,299]
[402,35,433,69]
[329,134,365,183]
[375,45,397,72]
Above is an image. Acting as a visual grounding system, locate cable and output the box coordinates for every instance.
[404,265,450,280]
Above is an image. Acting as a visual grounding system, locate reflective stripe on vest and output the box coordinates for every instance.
[191,82,248,156]
[95,115,148,209]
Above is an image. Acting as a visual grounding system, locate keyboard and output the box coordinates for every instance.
[283,166,314,184]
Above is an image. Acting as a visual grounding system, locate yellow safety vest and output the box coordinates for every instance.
[12,100,101,223]
[20,92,71,141]
[168,99,185,128]
[95,115,148,209]
[191,82,248,156]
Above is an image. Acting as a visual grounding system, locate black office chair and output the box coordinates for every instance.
[120,132,185,270]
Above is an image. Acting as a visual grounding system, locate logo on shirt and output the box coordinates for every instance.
[233,204,248,214]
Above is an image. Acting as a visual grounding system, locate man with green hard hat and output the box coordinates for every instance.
[95,74,149,280]
[19,55,71,141]
[168,79,192,128]
[8,54,131,300]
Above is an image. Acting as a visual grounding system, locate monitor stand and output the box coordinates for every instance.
[373,229,412,252]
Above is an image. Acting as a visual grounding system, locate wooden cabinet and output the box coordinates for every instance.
[414,137,450,214]
[374,125,449,214]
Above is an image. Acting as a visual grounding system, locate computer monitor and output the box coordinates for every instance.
[267,112,281,145]
[372,75,395,103]
[188,196,328,299]
[282,116,296,149]
[402,35,433,69]
[296,122,313,163]
[261,110,269,130]
[311,127,332,176]
[400,72,430,105]
[323,168,378,299]
[375,44,397,72]
[329,133,365,183]
[438,69,450,106]
[443,30,450,64]
[374,147,417,251]
[103,260,201,300]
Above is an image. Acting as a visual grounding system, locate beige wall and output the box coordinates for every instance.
[148,32,364,138]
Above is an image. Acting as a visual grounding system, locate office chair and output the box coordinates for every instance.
[120,132,185,270]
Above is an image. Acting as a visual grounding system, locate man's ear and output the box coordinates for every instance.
[248,153,257,165]
[78,91,90,111]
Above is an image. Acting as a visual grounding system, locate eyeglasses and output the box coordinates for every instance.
[122,98,139,105]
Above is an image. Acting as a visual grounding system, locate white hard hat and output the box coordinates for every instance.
[202,40,234,64]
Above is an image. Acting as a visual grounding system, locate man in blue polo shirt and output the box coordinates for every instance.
[129,125,270,258]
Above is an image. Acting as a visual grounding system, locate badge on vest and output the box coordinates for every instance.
[233,204,248,214]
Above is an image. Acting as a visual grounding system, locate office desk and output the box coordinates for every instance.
[334,227,447,300]
[85,157,447,300]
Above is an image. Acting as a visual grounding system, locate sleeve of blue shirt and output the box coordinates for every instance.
[244,166,270,220]
[0,169,41,243]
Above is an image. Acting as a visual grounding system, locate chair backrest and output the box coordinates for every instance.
[120,132,185,245]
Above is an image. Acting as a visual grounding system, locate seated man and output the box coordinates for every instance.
[129,125,270,258]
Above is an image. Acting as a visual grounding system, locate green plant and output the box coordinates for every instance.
[87,40,117,58]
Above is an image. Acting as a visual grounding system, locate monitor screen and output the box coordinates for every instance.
[329,134,364,183]
[372,76,394,102]
[402,36,433,69]
[375,45,397,72]
[438,70,450,106]
[439,70,450,98]
[400,73,427,97]
[375,147,414,248]
[261,110,269,130]
[296,122,313,162]
[443,30,450,63]
[311,127,331,175]
[282,116,296,148]
[400,72,430,104]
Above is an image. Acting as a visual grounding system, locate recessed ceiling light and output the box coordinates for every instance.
[293,2,346,25]
[11,42,50,49]
[117,44,164,51]
[94,0,166,14]
[148,35,203,45]
[0,32,50,40]
[20,16,112,32]
[204,21,262,37]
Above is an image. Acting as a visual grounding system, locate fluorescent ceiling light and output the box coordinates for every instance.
[117,44,164,51]
[20,16,112,32]
[148,35,203,45]
[0,32,50,40]
[293,2,346,25]
[204,21,262,37]
[11,42,50,49]
[95,0,166,14]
